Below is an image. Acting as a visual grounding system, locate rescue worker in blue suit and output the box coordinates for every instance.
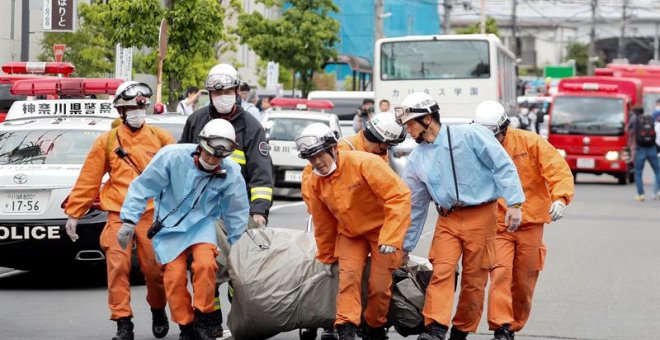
[395,92,525,340]
[118,119,249,340]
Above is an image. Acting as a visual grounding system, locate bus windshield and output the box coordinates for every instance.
[380,40,490,80]
[550,96,625,136]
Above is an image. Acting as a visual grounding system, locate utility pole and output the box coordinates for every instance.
[618,0,627,59]
[655,21,659,61]
[443,0,451,34]
[588,0,597,75]
[20,0,29,61]
[480,0,486,34]
[511,0,518,56]
[375,0,384,41]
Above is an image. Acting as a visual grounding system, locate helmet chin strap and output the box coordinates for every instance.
[414,116,431,144]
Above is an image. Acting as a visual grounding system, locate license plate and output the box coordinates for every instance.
[576,158,595,169]
[284,170,303,183]
[1,191,49,214]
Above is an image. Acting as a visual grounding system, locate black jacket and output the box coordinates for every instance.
[180,104,273,217]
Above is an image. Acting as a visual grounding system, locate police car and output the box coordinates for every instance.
[264,98,341,188]
[0,77,126,270]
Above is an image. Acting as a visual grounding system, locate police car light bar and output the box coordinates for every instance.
[562,83,618,92]
[270,98,335,110]
[10,78,124,96]
[2,62,75,76]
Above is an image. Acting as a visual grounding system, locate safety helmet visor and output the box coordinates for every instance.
[295,135,335,159]
[114,83,152,103]
[366,121,405,145]
[393,106,432,125]
[199,136,236,157]
[205,74,239,91]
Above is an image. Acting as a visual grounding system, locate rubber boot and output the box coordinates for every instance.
[178,323,195,340]
[491,324,511,340]
[363,325,387,340]
[336,323,357,340]
[448,326,468,340]
[112,317,134,340]
[209,283,224,337]
[509,331,515,340]
[417,323,448,340]
[321,327,339,340]
[194,309,215,340]
[151,308,169,338]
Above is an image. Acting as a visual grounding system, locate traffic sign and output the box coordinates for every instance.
[53,44,65,63]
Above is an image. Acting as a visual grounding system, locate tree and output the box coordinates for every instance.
[38,3,114,77]
[236,0,340,98]
[565,42,603,76]
[455,17,500,37]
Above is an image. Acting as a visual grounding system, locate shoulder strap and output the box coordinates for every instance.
[339,138,356,150]
[446,126,460,203]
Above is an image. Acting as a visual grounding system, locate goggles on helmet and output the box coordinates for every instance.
[393,104,440,125]
[295,135,336,159]
[114,83,153,104]
[205,74,240,91]
[199,136,237,158]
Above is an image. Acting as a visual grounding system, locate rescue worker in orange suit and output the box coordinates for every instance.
[118,119,249,340]
[64,81,175,340]
[179,63,273,337]
[300,113,406,340]
[397,92,525,340]
[473,100,574,340]
[298,123,411,340]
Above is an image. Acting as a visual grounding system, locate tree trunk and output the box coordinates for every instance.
[167,72,180,112]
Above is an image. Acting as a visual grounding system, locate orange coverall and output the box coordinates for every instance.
[338,131,390,163]
[488,128,574,332]
[301,150,411,328]
[65,124,175,320]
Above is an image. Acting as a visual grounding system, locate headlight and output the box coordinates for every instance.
[605,151,620,161]
[557,149,567,158]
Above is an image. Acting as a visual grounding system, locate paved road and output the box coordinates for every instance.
[1,171,659,340]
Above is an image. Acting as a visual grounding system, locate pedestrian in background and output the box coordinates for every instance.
[239,82,260,121]
[64,81,175,340]
[396,92,525,340]
[379,99,391,113]
[474,100,574,340]
[298,123,411,340]
[177,87,200,115]
[627,105,660,201]
[352,99,375,133]
[119,119,249,340]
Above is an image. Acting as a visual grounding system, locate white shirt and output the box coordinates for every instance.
[654,121,660,147]
[177,100,195,115]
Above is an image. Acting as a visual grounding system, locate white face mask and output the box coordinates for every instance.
[125,109,146,128]
[313,160,337,177]
[213,95,236,114]
[198,156,217,171]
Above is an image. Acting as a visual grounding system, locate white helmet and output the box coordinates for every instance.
[364,112,406,145]
[205,63,240,91]
[295,123,338,159]
[113,81,152,107]
[474,100,510,135]
[394,92,440,125]
[198,119,238,157]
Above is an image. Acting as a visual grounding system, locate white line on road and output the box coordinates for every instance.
[270,201,306,212]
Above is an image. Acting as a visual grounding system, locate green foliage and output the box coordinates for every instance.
[455,17,500,37]
[236,0,340,97]
[38,3,114,77]
[565,42,588,75]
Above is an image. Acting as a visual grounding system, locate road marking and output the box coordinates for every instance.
[0,269,27,279]
[270,201,306,212]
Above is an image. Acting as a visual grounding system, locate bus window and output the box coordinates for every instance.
[380,40,490,80]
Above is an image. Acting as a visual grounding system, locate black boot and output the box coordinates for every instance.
[194,309,215,340]
[491,324,511,340]
[363,325,387,340]
[207,308,224,338]
[178,323,195,340]
[508,331,515,340]
[417,323,448,340]
[151,308,169,338]
[320,327,338,340]
[112,317,134,340]
[336,323,357,340]
[300,328,319,340]
[448,326,468,340]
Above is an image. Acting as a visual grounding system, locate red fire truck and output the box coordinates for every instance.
[594,64,660,114]
[547,76,642,184]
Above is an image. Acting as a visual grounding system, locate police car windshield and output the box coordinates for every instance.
[0,84,27,112]
[550,96,625,136]
[0,129,101,165]
[268,118,329,141]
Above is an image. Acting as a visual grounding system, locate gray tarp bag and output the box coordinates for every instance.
[227,227,338,340]
[387,256,433,336]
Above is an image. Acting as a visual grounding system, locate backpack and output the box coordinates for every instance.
[635,115,657,147]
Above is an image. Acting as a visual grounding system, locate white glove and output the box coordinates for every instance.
[379,244,397,254]
[505,206,522,232]
[322,263,333,277]
[549,200,566,221]
[117,222,136,250]
[65,217,79,242]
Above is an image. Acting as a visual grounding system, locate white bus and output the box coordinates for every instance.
[374,34,517,119]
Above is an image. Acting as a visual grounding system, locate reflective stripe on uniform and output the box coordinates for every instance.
[250,187,273,201]
[213,297,221,310]
[230,149,246,165]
